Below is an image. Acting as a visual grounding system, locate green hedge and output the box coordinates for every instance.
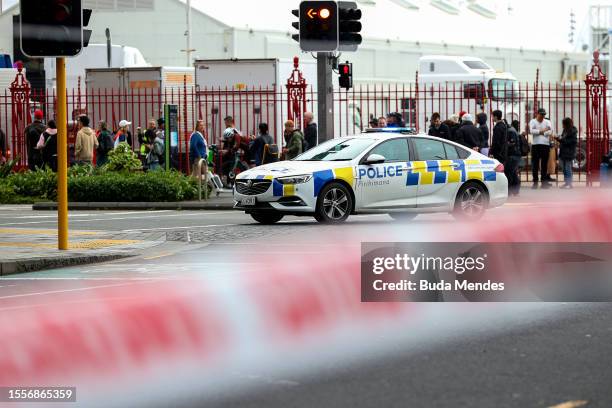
[68,171,198,202]
[0,169,198,203]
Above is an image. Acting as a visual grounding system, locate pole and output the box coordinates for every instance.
[608,28,612,78]
[186,0,192,66]
[105,28,112,68]
[56,57,68,250]
[317,52,334,143]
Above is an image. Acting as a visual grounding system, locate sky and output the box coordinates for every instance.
[2,0,610,53]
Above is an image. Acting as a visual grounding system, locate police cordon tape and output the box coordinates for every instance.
[0,192,611,406]
[0,254,418,407]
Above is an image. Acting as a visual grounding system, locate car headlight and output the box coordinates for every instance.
[276,175,312,184]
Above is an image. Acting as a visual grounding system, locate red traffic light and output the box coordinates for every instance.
[343,65,350,74]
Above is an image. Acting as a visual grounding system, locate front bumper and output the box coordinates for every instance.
[233,178,316,213]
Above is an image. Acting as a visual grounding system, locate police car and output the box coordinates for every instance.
[234,130,508,224]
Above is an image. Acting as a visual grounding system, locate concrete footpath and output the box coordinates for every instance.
[32,195,236,211]
[0,228,166,275]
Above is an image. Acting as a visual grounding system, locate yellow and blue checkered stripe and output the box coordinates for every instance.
[270,167,354,197]
[406,159,496,186]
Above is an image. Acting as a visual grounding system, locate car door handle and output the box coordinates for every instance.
[451,163,461,168]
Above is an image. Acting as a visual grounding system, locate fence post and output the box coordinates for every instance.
[9,62,31,170]
[584,50,609,185]
[286,56,308,131]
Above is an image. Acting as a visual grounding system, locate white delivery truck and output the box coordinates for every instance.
[44,44,150,92]
[85,66,195,132]
[194,58,317,146]
[414,55,522,129]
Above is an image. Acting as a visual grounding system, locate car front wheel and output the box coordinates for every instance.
[315,182,352,223]
[453,182,488,221]
[250,212,284,224]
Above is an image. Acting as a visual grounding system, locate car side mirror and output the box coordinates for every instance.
[364,154,386,165]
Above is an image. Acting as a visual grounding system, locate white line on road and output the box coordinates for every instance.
[0,280,151,300]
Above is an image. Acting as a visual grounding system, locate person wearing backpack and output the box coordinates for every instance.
[25,110,46,170]
[249,123,275,166]
[146,128,165,171]
[96,121,113,167]
[506,120,522,196]
[40,120,58,172]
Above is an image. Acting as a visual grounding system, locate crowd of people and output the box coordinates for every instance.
[22,110,167,172]
[427,109,578,195]
[15,107,580,196]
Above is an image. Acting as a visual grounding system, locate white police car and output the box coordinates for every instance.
[234,131,508,224]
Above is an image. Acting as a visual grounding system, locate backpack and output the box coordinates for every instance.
[519,133,530,156]
[154,138,165,165]
[262,144,279,164]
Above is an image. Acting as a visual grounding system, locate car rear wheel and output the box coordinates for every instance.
[453,182,488,221]
[250,212,284,224]
[315,182,352,223]
[388,213,418,221]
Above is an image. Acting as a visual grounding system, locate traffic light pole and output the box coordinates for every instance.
[317,52,334,143]
[56,57,68,250]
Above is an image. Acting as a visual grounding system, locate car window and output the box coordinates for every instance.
[444,142,460,160]
[455,146,471,159]
[368,138,410,162]
[298,138,375,161]
[413,138,447,161]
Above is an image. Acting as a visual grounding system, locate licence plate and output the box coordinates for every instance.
[241,197,256,206]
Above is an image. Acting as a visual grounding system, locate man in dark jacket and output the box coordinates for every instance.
[505,120,522,196]
[455,113,481,150]
[476,112,490,156]
[303,112,317,150]
[490,110,508,163]
[249,122,275,166]
[25,109,46,170]
[428,112,451,140]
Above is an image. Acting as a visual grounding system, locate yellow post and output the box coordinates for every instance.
[56,58,68,250]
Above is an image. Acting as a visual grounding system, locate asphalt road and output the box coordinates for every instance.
[0,192,610,408]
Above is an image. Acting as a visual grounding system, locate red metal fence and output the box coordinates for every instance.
[1,69,610,183]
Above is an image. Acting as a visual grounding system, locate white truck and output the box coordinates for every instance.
[44,44,150,92]
[194,58,317,146]
[415,55,522,128]
[85,66,195,132]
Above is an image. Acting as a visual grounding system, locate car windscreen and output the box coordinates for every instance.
[297,138,375,161]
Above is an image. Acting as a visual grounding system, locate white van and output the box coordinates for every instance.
[416,55,522,126]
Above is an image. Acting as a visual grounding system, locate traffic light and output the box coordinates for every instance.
[20,0,92,57]
[338,2,362,51]
[338,61,352,89]
[292,1,339,52]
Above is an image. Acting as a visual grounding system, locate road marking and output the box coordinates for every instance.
[0,280,149,300]
[0,239,140,249]
[143,252,173,260]
[0,228,100,236]
[548,401,588,408]
[122,223,240,232]
[0,211,238,226]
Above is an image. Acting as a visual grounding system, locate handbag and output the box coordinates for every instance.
[36,133,46,150]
